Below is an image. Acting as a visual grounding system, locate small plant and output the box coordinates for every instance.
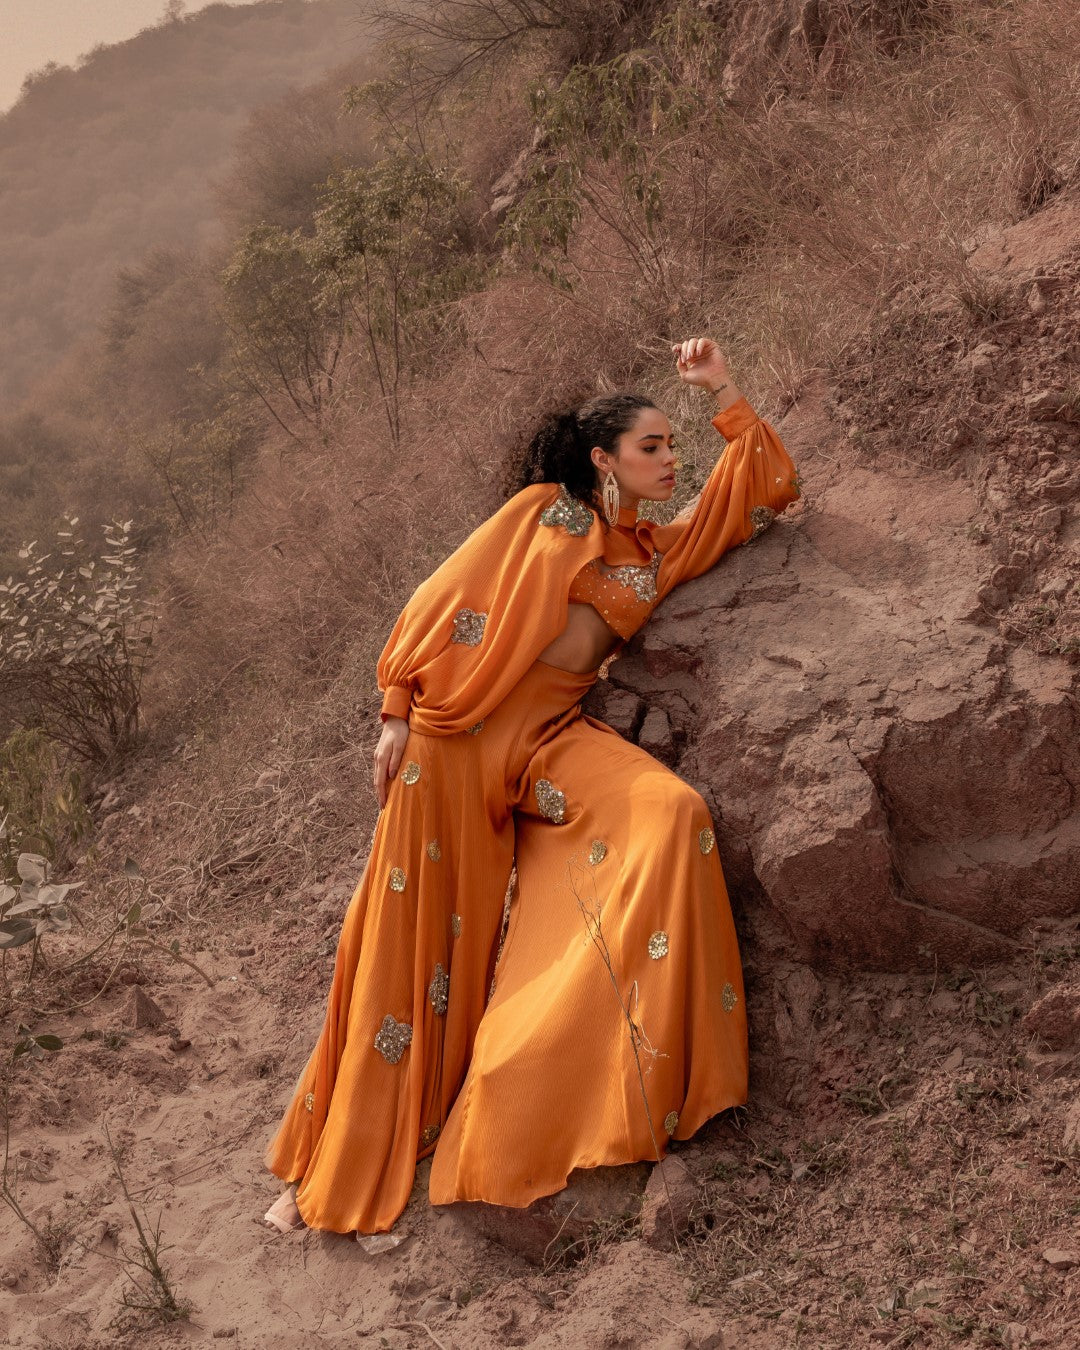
[0,515,157,766]
[1,1027,66,1270]
[0,849,80,977]
[103,1118,193,1329]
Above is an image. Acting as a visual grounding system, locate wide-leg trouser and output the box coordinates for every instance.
[264,658,748,1234]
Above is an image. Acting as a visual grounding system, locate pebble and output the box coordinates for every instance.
[1041,1248,1078,1269]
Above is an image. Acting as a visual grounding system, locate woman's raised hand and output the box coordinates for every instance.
[672,337,730,393]
[374,715,410,809]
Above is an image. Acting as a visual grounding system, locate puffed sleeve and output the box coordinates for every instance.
[653,395,801,599]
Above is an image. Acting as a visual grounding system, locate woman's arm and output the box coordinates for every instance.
[373,715,409,809]
[655,338,801,598]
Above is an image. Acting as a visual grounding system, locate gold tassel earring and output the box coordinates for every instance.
[602,469,620,527]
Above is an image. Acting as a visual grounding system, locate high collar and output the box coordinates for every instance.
[615,504,640,528]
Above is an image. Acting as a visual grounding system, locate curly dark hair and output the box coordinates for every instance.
[507,391,659,514]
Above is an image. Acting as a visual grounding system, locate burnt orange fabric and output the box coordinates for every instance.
[377,396,800,730]
[264,395,800,1234]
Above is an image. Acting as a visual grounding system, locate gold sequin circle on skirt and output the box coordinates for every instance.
[664,1110,679,1134]
[451,913,462,938]
[648,931,669,959]
[466,719,485,735]
[420,1124,440,1148]
[588,840,607,865]
[374,1014,413,1064]
[426,839,442,862]
[401,761,421,785]
[304,1091,315,1113]
[388,866,407,892]
[698,827,715,855]
[535,778,566,824]
[428,962,449,1016]
[722,981,738,1012]
[745,503,778,543]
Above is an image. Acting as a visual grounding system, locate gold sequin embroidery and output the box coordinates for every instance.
[699,827,715,855]
[420,1124,440,1148]
[535,778,566,824]
[664,1110,679,1134]
[304,1091,315,1113]
[428,962,449,1016]
[589,552,661,604]
[466,719,485,735]
[588,840,607,865]
[426,839,442,862]
[539,484,594,536]
[401,761,421,784]
[374,1014,413,1064]
[648,931,669,959]
[744,503,777,543]
[388,866,407,892]
[451,913,462,938]
[722,981,738,1012]
[451,608,487,646]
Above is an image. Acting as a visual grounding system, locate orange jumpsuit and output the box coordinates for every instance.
[265,396,801,1232]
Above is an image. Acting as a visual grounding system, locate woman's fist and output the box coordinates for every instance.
[373,716,410,809]
[672,337,730,392]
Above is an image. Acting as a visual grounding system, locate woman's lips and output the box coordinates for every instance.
[660,474,675,485]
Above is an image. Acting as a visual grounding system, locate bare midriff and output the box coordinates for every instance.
[535,602,621,674]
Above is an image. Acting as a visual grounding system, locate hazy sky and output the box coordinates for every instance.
[0,1,248,113]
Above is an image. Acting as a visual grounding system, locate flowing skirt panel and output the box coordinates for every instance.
[263,659,748,1233]
[428,708,748,1208]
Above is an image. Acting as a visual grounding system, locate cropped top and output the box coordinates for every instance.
[377,395,801,735]
[566,521,662,640]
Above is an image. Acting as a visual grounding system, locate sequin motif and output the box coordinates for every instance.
[535,778,566,824]
[374,1014,413,1064]
[648,931,669,959]
[664,1110,679,1134]
[401,760,421,785]
[745,504,778,543]
[304,1091,315,1113]
[420,1124,440,1148]
[539,484,595,536]
[588,840,607,865]
[428,962,449,1016]
[699,827,715,855]
[388,866,407,892]
[466,719,485,735]
[597,552,661,603]
[451,608,487,646]
[426,839,442,862]
[722,981,738,1012]
[451,913,462,938]
[568,553,663,641]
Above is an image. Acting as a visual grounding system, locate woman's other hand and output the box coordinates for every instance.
[374,716,410,808]
[672,336,731,393]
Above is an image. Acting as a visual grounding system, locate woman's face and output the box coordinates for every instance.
[591,406,677,505]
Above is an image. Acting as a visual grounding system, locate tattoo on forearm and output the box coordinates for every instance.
[711,381,729,394]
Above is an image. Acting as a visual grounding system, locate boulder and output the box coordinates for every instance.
[585,392,1080,971]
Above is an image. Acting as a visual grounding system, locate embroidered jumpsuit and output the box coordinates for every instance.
[264,395,801,1233]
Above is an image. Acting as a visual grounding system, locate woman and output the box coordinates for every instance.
[263,336,801,1235]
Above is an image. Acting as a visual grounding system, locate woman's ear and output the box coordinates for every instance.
[590,445,609,475]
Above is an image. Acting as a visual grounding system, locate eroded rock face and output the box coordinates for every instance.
[585,391,1080,972]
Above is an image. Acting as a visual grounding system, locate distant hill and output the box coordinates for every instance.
[0,0,370,408]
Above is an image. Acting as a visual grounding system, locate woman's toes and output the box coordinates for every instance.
[263,1186,304,1233]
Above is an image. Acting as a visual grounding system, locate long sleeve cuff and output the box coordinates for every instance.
[711,395,759,441]
[380,685,413,722]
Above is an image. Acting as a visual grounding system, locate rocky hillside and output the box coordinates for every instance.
[0,1,1077,1347]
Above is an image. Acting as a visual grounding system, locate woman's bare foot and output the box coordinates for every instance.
[263,1184,305,1234]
